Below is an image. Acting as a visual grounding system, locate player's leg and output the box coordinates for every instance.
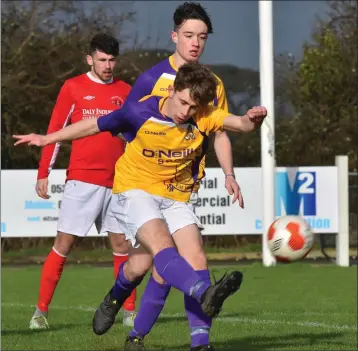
[94,215,186,337]
[170,203,242,351]
[173,225,213,351]
[123,198,243,350]
[110,191,212,300]
[29,180,107,330]
[108,233,129,281]
[125,200,201,342]
[129,227,210,348]
[93,190,185,336]
[92,190,159,335]
[127,267,170,343]
[108,233,137,324]
[93,191,242,336]
[100,186,137,327]
[93,243,152,335]
[29,231,77,330]
[126,204,208,346]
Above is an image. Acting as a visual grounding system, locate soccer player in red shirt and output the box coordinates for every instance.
[29,33,137,330]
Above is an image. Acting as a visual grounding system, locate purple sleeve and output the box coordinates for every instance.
[97,106,130,136]
[97,102,148,142]
[126,72,155,103]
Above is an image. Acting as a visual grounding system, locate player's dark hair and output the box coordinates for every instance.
[89,33,119,56]
[173,2,213,34]
[174,62,217,107]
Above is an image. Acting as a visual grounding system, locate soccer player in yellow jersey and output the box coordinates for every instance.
[125,3,243,350]
[14,62,267,351]
[127,2,243,208]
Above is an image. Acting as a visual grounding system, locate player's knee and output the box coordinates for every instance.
[109,233,129,254]
[148,234,175,256]
[137,219,175,256]
[54,232,77,256]
[124,256,151,281]
[185,250,207,270]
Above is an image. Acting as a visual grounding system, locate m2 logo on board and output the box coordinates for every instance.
[276,171,316,216]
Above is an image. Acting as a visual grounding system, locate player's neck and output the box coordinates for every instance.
[172,52,191,70]
[87,71,113,84]
[161,98,174,120]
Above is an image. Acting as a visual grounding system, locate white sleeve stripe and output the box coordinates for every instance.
[47,104,75,174]
[160,73,176,81]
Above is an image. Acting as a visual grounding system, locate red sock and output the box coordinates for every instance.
[113,253,136,311]
[113,253,128,279]
[37,248,66,312]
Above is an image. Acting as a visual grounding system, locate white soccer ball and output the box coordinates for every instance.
[267,215,314,262]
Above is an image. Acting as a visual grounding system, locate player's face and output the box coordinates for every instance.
[86,50,117,82]
[168,87,199,124]
[172,19,208,63]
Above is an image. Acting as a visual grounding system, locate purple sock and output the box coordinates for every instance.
[153,248,210,302]
[129,275,171,338]
[185,270,212,347]
[112,263,137,300]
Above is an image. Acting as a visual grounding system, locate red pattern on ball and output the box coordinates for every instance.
[286,222,305,250]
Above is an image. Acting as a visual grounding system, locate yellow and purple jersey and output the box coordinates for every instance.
[127,55,229,191]
[97,96,230,202]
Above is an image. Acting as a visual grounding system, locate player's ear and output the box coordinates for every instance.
[86,55,93,66]
[168,85,174,97]
[171,31,178,44]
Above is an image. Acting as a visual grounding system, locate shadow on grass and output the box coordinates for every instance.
[2,322,86,336]
[149,331,346,351]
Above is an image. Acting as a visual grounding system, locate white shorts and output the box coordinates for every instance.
[109,190,203,247]
[57,180,122,237]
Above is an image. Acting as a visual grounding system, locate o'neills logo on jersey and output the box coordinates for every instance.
[142,148,195,159]
[82,108,114,119]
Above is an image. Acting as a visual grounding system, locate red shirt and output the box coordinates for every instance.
[38,73,131,188]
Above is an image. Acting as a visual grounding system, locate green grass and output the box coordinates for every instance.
[1,263,357,350]
[1,242,337,264]
[2,245,262,259]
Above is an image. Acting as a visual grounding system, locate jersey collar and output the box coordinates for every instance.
[86,72,113,84]
[169,55,178,72]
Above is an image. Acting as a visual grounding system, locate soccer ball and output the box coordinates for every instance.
[267,215,314,262]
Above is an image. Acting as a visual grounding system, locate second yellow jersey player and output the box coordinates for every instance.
[127,55,229,191]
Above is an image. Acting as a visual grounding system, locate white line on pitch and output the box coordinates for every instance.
[2,302,356,332]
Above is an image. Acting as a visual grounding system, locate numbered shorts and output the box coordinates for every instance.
[57,180,121,236]
[109,189,203,247]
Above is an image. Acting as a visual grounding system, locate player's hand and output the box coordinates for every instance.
[13,133,47,147]
[225,175,244,208]
[36,178,50,199]
[246,106,267,123]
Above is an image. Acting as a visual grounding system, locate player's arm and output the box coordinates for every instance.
[223,107,267,132]
[213,130,241,205]
[36,81,74,198]
[212,80,234,177]
[37,81,74,179]
[204,106,267,135]
[13,107,129,147]
[211,80,244,205]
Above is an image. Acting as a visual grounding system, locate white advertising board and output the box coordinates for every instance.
[193,167,338,235]
[0,170,103,237]
[1,167,338,237]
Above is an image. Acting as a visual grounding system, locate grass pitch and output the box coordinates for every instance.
[1,263,357,350]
